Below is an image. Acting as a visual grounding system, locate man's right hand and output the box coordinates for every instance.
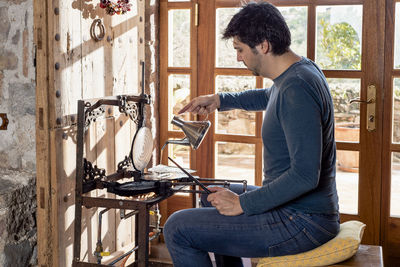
[178,94,220,115]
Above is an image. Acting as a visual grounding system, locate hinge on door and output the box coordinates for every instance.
[195,3,199,27]
[0,113,9,130]
[37,27,42,50]
[34,45,37,67]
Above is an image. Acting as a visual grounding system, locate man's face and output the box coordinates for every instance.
[233,36,261,76]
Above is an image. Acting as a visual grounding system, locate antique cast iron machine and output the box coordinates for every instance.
[73,68,247,267]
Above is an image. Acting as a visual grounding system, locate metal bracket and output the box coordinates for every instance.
[83,158,106,181]
[117,156,132,172]
[0,113,9,130]
[84,102,105,130]
[118,95,139,123]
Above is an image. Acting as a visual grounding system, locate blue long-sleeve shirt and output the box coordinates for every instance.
[218,57,339,215]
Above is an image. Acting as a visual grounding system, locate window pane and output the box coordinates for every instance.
[278,6,307,57]
[216,8,242,68]
[328,78,361,142]
[169,143,190,169]
[336,150,359,214]
[393,78,400,143]
[395,3,400,69]
[391,152,400,217]
[215,142,255,185]
[168,74,191,131]
[168,9,190,67]
[216,7,308,67]
[316,6,362,70]
[263,78,273,89]
[215,76,256,135]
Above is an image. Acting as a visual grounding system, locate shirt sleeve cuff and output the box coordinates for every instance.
[239,192,259,216]
[218,92,234,111]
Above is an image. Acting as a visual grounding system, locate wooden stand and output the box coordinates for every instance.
[331,245,383,267]
[250,245,383,267]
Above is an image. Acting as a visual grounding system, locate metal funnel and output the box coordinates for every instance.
[162,116,211,150]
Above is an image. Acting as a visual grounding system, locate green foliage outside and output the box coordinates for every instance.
[318,18,361,70]
[279,7,307,57]
[394,79,400,99]
[316,15,362,125]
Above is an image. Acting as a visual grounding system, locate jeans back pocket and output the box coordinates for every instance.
[268,228,320,257]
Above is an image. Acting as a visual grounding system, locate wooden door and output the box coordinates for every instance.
[34,1,146,266]
[382,0,400,265]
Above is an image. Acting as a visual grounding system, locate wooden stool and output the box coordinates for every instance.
[251,245,382,266]
[330,245,383,266]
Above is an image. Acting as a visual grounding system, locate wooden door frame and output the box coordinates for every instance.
[381,0,400,264]
[34,0,53,265]
[196,0,216,180]
[355,0,385,246]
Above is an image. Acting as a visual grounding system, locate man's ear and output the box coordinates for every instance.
[260,40,270,54]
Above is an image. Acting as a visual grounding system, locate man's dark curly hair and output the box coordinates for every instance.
[223,2,291,55]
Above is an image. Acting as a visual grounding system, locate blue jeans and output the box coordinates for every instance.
[163,184,340,267]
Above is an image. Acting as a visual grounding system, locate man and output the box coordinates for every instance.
[163,2,340,267]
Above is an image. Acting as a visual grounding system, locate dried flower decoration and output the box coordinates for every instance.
[100,0,132,15]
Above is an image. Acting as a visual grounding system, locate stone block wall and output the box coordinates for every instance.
[0,0,37,266]
[0,169,37,267]
[0,0,36,171]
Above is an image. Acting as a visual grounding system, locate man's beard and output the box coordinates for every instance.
[249,65,260,76]
[244,62,259,76]
[252,70,259,76]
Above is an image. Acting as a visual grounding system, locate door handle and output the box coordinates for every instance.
[349,85,376,132]
[349,98,375,104]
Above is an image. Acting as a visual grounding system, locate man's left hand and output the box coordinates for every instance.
[207,187,244,216]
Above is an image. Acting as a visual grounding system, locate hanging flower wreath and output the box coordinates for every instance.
[100,0,132,15]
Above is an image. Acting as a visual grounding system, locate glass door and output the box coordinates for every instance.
[196,0,383,246]
[159,0,198,220]
[160,0,399,263]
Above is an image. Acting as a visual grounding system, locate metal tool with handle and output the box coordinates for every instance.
[168,156,211,194]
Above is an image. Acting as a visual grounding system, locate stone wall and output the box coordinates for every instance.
[0,0,36,171]
[0,0,37,266]
[0,169,37,267]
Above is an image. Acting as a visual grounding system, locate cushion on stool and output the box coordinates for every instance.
[256,220,366,267]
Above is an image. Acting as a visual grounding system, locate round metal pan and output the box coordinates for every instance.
[131,126,153,172]
[106,181,158,196]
